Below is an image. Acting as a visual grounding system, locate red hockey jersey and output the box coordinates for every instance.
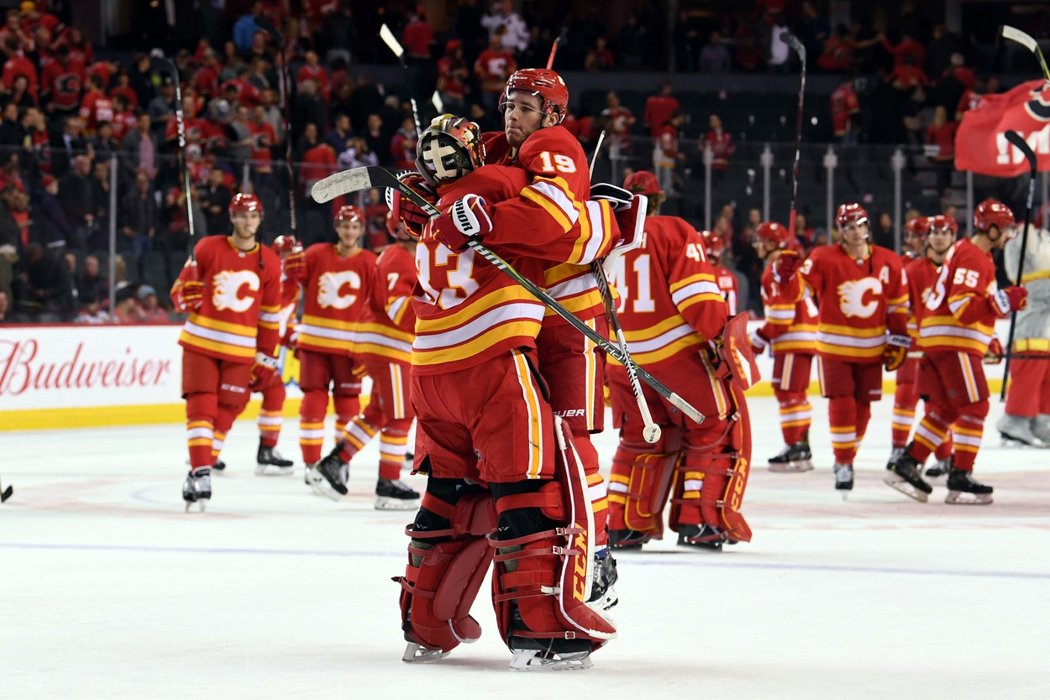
[799,243,908,362]
[904,255,940,340]
[297,243,378,355]
[918,238,999,356]
[413,165,556,374]
[758,262,818,354]
[712,262,739,315]
[356,242,417,365]
[172,236,282,363]
[607,215,727,367]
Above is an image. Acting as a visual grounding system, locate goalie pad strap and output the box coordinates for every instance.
[494,484,565,521]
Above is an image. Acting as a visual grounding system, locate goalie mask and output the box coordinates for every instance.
[415,114,486,187]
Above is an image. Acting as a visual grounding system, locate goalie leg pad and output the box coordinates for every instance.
[606,426,683,540]
[490,419,616,655]
[397,478,497,657]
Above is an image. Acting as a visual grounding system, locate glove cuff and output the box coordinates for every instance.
[992,290,1011,316]
[886,334,911,348]
[254,351,279,369]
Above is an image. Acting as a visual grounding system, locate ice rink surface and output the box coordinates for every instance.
[3,395,1050,699]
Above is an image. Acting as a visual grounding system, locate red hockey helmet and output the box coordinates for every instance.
[927,214,958,237]
[835,202,868,228]
[753,221,792,250]
[905,215,929,238]
[623,170,662,197]
[500,68,569,125]
[335,204,364,224]
[415,114,486,186]
[229,192,263,216]
[699,229,726,258]
[973,198,1015,234]
[272,234,301,255]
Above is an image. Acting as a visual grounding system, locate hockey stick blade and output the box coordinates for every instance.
[431,91,443,113]
[1,484,12,503]
[311,167,378,203]
[780,31,806,62]
[1001,25,1050,81]
[379,24,405,60]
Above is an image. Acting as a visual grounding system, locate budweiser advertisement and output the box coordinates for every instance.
[955,79,1050,176]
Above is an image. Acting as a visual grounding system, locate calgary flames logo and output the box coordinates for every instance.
[317,270,360,309]
[837,278,882,318]
[212,270,259,312]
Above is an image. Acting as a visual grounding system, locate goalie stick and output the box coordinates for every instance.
[780,31,806,240]
[1000,129,1037,401]
[311,166,705,424]
[1001,25,1050,81]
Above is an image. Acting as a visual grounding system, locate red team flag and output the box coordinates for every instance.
[955,79,1050,176]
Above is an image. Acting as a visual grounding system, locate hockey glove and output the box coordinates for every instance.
[428,194,492,252]
[992,286,1028,316]
[386,171,436,238]
[984,336,1004,365]
[590,183,634,211]
[883,334,911,371]
[249,351,280,388]
[772,249,803,282]
[281,325,300,355]
[750,327,770,356]
[174,279,205,312]
[284,249,306,283]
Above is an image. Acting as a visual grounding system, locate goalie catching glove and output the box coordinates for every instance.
[426,194,493,252]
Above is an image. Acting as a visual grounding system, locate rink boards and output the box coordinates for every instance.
[0,321,1010,430]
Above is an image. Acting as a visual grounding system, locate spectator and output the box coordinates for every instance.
[704,114,734,173]
[601,91,636,158]
[51,116,89,178]
[120,169,156,277]
[481,0,529,54]
[437,40,469,115]
[613,12,647,70]
[120,113,156,183]
[881,31,925,73]
[873,212,895,249]
[32,174,73,249]
[74,293,112,323]
[817,24,854,72]
[474,29,516,115]
[700,32,731,74]
[402,9,433,61]
[291,79,325,145]
[389,115,417,172]
[652,114,683,197]
[0,102,23,146]
[887,54,928,91]
[57,154,94,249]
[41,44,84,120]
[0,185,23,251]
[797,1,830,61]
[233,2,264,55]
[78,74,113,135]
[13,242,74,320]
[831,76,861,144]
[91,121,121,161]
[2,37,38,99]
[199,167,233,236]
[643,81,679,137]
[957,75,997,122]
[293,121,321,164]
[584,37,614,72]
[137,284,169,322]
[75,253,107,302]
[109,69,139,107]
[319,2,357,66]
[672,10,701,72]
[147,76,175,140]
[926,105,957,195]
[325,113,352,154]
[363,112,389,166]
[6,73,36,108]
[111,282,142,323]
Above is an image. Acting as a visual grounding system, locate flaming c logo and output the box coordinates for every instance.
[212,270,259,312]
[837,278,882,319]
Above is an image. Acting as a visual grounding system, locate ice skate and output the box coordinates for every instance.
[676,523,725,551]
[608,528,651,550]
[587,549,619,611]
[1031,414,1050,445]
[996,414,1047,448]
[402,642,451,664]
[255,441,294,476]
[210,459,226,476]
[508,637,594,671]
[885,446,904,470]
[182,468,211,513]
[925,456,951,479]
[834,463,854,498]
[945,468,993,505]
[768,440,814,472]
[311,450,348,501]
[303,462,318,486]
[885,453,932,503]
[374,478,420,510]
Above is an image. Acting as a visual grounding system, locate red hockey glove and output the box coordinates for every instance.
[386,171,436,238]
[283,249,306,283]
[750,327,770,356]
[427,194,492,252]
[281,325,299,354]
[883,334,911,371]
[175,279,204,312]
[984,336,1004,365]
[772,250,803,282]
[249,351,280,389]
[992,286,1028,316]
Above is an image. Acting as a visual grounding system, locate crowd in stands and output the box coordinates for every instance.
[0,0,1042,323]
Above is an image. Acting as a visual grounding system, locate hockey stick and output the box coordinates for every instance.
[0,474,11,503]
[780,31,806,240]
[258,21,298,238]
[312,166,704,424]
[585,129,661,442]
[153,55,197,260]
[1001,25,1050,81]
[1000,130,1037,401]
[380,24,423,134]
[546,36,560,69]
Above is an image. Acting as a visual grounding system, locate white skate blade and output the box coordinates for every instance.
[402,643,449,664]
[374,496,420,511]
[312,480,345,502]
[945,490,993,505]
[510,649,593,672]
[999,433,1047,448]
[883,475,929,503]
[255,463,295,477]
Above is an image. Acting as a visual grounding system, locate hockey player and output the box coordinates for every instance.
[314,212,422,509]
[750,221,817,472]
[700,228,739,314]
[170,193,282,511]
[395,116,616,670]
[997,224,1050,447]
[605,170,755,551]
[892,215,955,477]
[888,199,1028,503]
[298,205,378,498]
[798,203,909,492]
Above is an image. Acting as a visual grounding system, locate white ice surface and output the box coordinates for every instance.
[2,396,1049,699]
